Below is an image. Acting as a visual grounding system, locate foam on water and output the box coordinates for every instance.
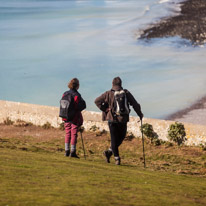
[159,0,171,3]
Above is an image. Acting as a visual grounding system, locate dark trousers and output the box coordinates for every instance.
[108,122,127,157]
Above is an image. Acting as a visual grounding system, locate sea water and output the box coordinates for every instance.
[1,0,206,119]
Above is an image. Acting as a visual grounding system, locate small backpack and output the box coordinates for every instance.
[59,91,75,120]
[114,90,130,115]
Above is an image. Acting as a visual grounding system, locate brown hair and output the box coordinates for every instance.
[68,78,79,90]
[112,76,122,86]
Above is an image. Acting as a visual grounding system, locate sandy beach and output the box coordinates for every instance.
[140,0,206,125]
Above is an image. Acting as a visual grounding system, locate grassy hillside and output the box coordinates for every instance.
[0,124,206,205]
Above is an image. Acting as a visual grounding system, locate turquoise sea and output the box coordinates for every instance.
[1,0,206,118]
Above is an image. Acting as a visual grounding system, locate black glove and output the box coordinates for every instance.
[140,113,144,121]
[78,126,84,133]
[100,102,109,112]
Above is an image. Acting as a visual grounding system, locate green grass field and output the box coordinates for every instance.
[0,147,206,205]
[0,125,206,205]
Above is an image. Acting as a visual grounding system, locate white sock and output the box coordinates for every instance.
[71,144,76,153]
[108,148,113,152]
[65,143,70,151]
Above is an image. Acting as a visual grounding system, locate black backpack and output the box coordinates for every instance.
[59,91,75,120]
[114,90,130,115]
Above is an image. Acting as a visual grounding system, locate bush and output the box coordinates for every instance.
[125,132,135,141]
[89,125,107,136]
[168,122,186,146]
[42,122,53,130]
[140,123,158,144]
[152,138,161,146]
[89,125,99,132]
[14,119,33,127]
[164,141,174,147]
[95,129,107,136]
[200,142,206,151]
[3,117,14,125]
[59,122,65,131]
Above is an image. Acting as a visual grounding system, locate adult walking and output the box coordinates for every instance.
[95,77,143,165]
[60,78,86,158]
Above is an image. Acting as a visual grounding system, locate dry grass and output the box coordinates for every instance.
[0,124,206,205]
[0,124,205,176]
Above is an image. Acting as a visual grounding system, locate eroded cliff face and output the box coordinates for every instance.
[140,0,206,45]
[0,100,206,146]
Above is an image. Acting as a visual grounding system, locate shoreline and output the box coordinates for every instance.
[1,98,206,126]
[0,99,206,146]
[139,0,206,125]
[166,96,206,125]
[140,0,206,45]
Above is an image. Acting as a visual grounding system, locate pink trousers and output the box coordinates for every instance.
[64,122,78,145]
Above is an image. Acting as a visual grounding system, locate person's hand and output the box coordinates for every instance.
[140,113,144,121]
[78,126,84,133]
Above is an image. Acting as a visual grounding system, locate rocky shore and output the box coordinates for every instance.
[140,0,206,45]
[166,96,206,125]
[139,0,206,125]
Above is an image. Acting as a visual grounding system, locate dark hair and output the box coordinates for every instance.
[68,78,79,90]
[112,77,122,86]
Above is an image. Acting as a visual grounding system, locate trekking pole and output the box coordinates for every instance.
[140,119,146,168]
[79,128,86,160]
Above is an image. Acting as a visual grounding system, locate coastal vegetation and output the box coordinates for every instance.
[168,122,187,146]
[140,123,159,145]
[42,121,53,130]
[0,121,206,205]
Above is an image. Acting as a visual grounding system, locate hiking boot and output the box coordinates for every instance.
[70,152,80,158]
[103,150,112,163]
[115,157,121,165]
[64,150,70,157]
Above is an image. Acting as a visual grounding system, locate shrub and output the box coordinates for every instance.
[42,122,53,130]
[152,138,161,146]
[59,122,65,131]
[89,125,99,132]
[3,117,14,125]
[125,132,135,141]
[95,129,107,136]
[140,123,158,144]
[164,141,174,147]
[168,122,186,146]
[200,142,206,151]
[89,125,107,136]
[14,119,33,127]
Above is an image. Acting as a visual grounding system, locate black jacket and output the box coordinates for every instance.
[62,89,86,112]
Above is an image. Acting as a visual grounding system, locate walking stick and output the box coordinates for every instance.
[140,119,146,168]
[79,128,86,160]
